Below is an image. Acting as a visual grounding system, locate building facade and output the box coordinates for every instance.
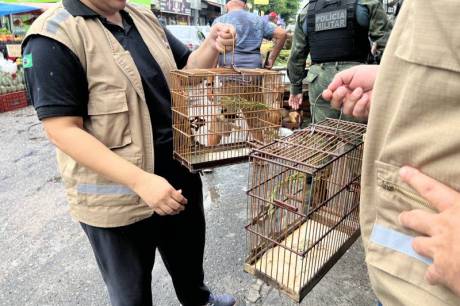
[151,0,224,25]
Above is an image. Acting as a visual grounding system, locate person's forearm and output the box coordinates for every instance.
[185,37,219,69]
[287,47,308,95]
[368,2,392,51]
[269,34,287,66]
[287,20,309,95]
[44,119,146,190]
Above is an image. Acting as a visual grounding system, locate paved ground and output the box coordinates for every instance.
[0,107,376,306]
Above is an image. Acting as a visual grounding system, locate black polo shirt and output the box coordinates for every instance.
[23,0,191,151]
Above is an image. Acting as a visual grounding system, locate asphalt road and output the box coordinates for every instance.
[0,106,376,306]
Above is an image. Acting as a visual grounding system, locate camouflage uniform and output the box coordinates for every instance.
[288,0,391,124]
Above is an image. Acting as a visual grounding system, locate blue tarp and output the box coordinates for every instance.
[0,3,40,16]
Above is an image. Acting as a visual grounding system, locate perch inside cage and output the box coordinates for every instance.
[171,68,284,172]
[244,119,367,302]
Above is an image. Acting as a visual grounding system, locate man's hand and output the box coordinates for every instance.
[322,65,379,119]
[133,172,187,216]
[210,23,236,53]
[184,23,236,69]
[371,42,378,56]
[264,57,275,69]
[399,166,460,296]
[289,93,303,110]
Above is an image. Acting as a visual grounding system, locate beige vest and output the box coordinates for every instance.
[25,3,177,227]
[361,0,460,305]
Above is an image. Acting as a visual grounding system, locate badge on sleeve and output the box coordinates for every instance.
[23,53,33,69]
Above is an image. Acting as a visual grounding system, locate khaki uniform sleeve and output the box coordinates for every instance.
[287,10,310,95]
[362,0,392,51]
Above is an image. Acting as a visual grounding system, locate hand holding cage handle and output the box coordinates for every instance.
[207,30,282,146]
[221,30,240,72]
[310,92,344,135]
[206,29,236,145]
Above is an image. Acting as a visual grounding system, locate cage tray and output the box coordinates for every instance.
[189,147,251,165]
[248,219,349,291]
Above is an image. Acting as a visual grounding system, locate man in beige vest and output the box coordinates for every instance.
[322,0,460,304]
[23,0,237,305]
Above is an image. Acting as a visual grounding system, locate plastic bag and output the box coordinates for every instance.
[0,57,17,74]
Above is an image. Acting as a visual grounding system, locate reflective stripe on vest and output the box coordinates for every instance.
[77,184,136,195]
[370,224,433,265]
[46,9,71,34]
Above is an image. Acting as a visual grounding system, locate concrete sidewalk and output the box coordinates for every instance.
[0,107,376,306]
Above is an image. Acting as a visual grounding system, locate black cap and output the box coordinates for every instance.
[226,0,247,3]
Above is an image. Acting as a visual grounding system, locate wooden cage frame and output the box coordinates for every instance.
[244,119,367,302]
[171,68,284,172]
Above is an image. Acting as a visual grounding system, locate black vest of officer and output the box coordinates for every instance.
[307,0,370,63]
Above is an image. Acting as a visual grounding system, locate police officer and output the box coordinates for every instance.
[287,0,391,125]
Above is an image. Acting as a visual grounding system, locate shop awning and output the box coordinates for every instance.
[130,0,151,7]
[206,0,223,8]
[2,0,151,9]
[0,3,40,16]
[1,0,58,3]
[20,2,56,11]
[0,0,151,15]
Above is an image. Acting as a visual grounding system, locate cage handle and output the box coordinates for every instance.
[273,199,299,213]
[310,92,344,135]
[222,28,239,72]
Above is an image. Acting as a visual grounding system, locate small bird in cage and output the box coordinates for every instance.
[190,116,206,132]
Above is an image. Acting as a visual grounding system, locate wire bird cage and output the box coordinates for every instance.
[171,68,284,172]
[244,119,367,302]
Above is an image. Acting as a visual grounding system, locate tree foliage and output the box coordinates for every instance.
[251,0,301,24]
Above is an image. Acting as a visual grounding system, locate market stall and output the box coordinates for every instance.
[0,3,40,112]
[0,3,41,60]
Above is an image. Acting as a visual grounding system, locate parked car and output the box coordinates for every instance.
[196,25,211,38]
[166,25,210,50]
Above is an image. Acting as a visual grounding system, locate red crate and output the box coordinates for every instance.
[0,91,28,113]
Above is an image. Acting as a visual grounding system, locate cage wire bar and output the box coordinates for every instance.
[244,119,367,302]
[171,68,284,172]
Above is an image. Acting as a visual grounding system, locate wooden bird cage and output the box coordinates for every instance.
[244,119,367,302]
[171,68,284,172]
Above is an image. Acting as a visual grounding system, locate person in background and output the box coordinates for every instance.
[385,0,404,23]
[277,15,286,28]
[23,0,237,305]
[322,0,460,303]
[213,0,287,69]
[268,12,278,26]
[288,0,390,124]
[262,11,277,26]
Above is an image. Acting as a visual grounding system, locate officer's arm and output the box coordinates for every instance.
[287,14,310,95]
[366,0,392,52]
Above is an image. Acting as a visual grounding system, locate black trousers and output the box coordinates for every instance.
[81,157,210,306]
